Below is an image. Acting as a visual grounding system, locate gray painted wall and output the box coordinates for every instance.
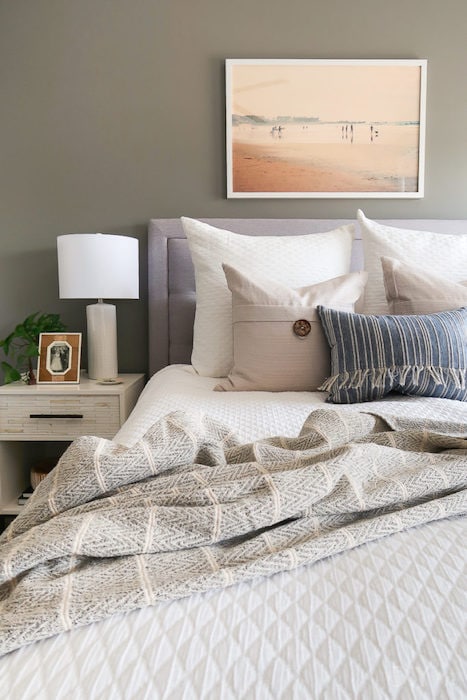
[1,0,466,376]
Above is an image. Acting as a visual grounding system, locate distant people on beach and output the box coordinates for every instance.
[271,125,284,138]
[341,124,354,143]
[338,123,381,143]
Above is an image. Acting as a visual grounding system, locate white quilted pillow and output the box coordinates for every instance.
[358,209,467,314]
[181,217,354,377]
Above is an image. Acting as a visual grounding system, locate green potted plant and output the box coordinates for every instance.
[0,312,66,384]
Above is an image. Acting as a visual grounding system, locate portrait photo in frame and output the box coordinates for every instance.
[226,59,427,199]
[37,333,82,384]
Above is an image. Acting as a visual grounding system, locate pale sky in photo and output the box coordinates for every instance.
[231,63,422,122]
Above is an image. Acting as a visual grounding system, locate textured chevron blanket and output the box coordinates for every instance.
[1,408,466,656]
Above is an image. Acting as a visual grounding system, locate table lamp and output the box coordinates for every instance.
[57,233,139,380]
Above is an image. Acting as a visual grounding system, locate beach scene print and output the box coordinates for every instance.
[227,61,425,197]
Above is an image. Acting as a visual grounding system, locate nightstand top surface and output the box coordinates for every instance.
[0,373,145,395]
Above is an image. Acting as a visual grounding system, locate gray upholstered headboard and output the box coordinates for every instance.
[148,217,467,376]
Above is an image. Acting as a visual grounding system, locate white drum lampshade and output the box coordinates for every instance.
[57,233,139,380]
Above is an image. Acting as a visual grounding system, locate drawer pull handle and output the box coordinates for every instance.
[29,413,84,419]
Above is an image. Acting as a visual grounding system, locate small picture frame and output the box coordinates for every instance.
[37,333,82,384]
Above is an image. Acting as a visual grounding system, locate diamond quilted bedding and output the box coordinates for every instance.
[1,365,466,700]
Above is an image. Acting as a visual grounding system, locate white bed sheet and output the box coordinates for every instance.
[115,364,467,446]
[2,366,466,700]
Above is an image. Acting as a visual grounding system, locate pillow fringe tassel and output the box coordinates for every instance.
[319,366,467,392]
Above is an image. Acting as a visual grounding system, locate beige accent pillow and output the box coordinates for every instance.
[358,209,467,314]
[182,217,354,377]
[381,256,467,314]
[214,265,367,392]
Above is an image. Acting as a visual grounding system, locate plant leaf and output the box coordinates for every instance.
[0,311,66,381]
[1,361,21,384]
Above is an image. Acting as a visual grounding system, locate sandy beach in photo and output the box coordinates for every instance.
[232,131,419,194]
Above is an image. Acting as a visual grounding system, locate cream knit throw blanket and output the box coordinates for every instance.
[1,408,466,656]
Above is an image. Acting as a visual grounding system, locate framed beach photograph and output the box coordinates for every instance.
[37,333,82,384]
[226,59,427,198]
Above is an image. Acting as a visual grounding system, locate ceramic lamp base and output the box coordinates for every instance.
[86,302,118,380]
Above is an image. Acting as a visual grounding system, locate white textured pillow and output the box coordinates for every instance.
[358,209,467,314]
[215,265,367,392]
[182,217,354,377]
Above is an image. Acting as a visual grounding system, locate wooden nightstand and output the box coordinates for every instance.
[0,373,145,521]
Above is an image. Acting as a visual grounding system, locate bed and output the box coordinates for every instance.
[1,214,466,699]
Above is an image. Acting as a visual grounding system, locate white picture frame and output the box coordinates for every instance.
[226,58,427,199]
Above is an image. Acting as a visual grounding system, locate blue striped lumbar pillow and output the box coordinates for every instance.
[317,306,467,403]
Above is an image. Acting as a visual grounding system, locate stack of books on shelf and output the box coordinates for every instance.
[17,458,57,506]
[17,486,34,506]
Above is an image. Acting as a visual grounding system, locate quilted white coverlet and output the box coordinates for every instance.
[115,364,467,446]
[1,367,466,700]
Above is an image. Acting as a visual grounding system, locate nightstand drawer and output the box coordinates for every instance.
[0,395,121,439]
